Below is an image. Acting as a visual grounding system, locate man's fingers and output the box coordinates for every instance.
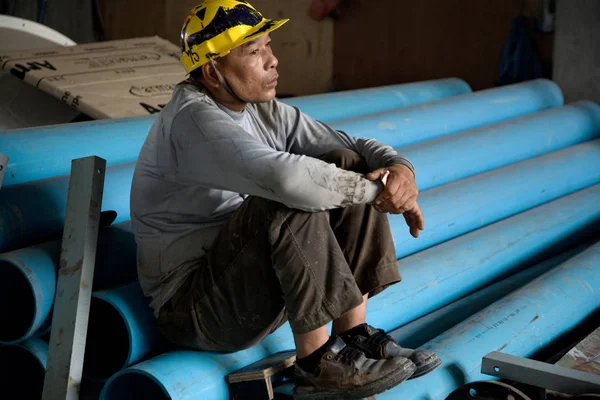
[381,192,417,215]
[403,204,425,238]
[366,168,386,181]
[408,204,425,230]
[410,225,420,238]
[373,204,385,213]
[376,174,402,204]
[404,214,421,238]
[391,192,416,212]
[381,173,418,204]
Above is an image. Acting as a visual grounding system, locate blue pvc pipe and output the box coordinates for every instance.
[377,239,600,400]
[7,137,597,346]
[407,100,600,191]
[0,116,153,188]
[3,120,598,257]
[281,78,472,122]
[0,80,568,252]
[389,139,600,259]
[0,222,137,344]
[0,79,471,187]
[390,242,593,349]
[331,78,564,149]
[0,338,48,400]
[0,162,134,252]
[99,184,600,400]
[0,241,58,343]
[368,183,600,332]
[8,139,592,343]
[2,118,598,345]
[83,281,161,381]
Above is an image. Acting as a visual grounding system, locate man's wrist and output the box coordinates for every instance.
[385,157,416,179]
[389,162,416,180]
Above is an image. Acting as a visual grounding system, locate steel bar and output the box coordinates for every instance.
[42,156,106,400]
[482,351,600,395]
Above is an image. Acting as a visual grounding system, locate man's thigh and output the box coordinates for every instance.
[158,196,290,352]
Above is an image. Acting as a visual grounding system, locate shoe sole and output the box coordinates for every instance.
[408,354,443,379]
[293,361,417,399]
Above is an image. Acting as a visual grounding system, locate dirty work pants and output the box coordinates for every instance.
[157,149,401,352]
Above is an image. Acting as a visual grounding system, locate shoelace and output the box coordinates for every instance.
[335,344,364,366]
[363,326,397,355]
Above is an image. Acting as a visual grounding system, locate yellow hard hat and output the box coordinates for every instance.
[180,0,289,74]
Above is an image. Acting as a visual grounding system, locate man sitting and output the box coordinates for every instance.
[130,1,441,398]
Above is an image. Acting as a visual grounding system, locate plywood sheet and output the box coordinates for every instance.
[0,36,186,119]
[334,0,526,91]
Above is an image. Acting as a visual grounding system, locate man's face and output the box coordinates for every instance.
[218,34,279,103]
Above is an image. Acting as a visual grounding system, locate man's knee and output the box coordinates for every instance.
[245,196,327,223]
[319,149,369,173]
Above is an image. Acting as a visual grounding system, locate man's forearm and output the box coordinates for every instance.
[351,136,416,178]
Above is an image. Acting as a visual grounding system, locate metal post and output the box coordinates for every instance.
[41,156,106,400]
[0,153,7,189]
[482,351,600,395]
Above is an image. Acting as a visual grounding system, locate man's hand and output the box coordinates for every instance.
[366,164,425,238]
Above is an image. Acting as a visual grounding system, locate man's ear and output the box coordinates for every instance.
[200,62,220,89]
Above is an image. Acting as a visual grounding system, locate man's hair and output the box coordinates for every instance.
[187,56,225,86]
[189,68,204,86]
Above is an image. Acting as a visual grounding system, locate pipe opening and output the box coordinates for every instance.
[0,345,45,399]
[83,298,129,380]
[0,260,36,343]
[102,373,170,400]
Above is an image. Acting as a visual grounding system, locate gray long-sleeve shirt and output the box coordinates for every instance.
[130,82,415,315]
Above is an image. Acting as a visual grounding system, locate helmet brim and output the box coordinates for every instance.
[234,17,290,49]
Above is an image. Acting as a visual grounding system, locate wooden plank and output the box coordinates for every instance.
[97,0,168,41]
[334,0,537,91]
[228,350,295,400]
[228,350,296,383]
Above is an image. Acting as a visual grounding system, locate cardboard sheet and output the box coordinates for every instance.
[0,36,186,119]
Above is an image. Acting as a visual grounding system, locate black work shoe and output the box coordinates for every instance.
[341,323,442,379]
[293,336,416,399]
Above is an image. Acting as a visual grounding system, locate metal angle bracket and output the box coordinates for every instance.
[482,351,600,396]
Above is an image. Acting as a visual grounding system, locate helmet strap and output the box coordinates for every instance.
[208,58,248,105]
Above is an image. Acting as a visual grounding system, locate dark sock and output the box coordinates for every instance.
[340,323,368,338]
[296,337,334,373]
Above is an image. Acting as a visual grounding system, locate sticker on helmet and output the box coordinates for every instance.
[244,19,276,40]
[185,4,263,49]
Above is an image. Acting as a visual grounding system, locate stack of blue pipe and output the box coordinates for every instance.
[0,77,473,397]
[1,77,599,400]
